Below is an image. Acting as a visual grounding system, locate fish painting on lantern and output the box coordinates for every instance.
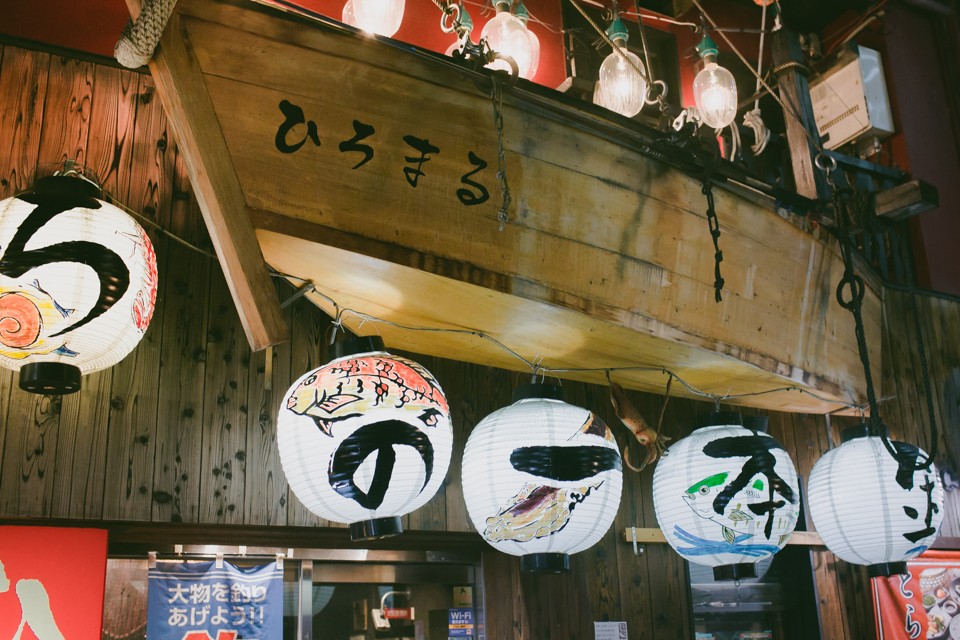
[286,355,449,436]
[0,277,77,360]
[684,473,780,544]
[484,482,603,542]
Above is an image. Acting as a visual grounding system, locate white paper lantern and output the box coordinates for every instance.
[652,412,800,581]
[808,425,943,576]
[461,384,623,572]
[0,175,158,394]
[278,336,453,541]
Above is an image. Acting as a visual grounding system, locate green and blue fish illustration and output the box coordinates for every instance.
[683,472,769,544]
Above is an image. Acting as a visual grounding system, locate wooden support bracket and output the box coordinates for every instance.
[875,180,940,220]
[123,0,289,351]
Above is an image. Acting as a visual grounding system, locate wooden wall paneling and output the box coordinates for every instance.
[152,235,212,523]
[405,351,446,531]
[834,561,877,640]
[440,358,475,533]
[86,65,140,198]
[243,281,293,526]
[481,551,521,640]
[0,46,49,197]
[51,369,113,518]
[284,297,328,527]
[883,291,929,448]
[0,370,15,511]
[36,55,93,169]
[198,268,251,523]
[0,388,62,517]
[125,74,176,231]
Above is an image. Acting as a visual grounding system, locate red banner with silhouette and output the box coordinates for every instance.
[874,551,960,639]
[0,526,108,640]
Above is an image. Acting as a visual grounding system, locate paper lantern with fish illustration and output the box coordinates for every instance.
[807,425,943,577]
[0,175,158,394]
[277,335,453,541]
[461,384,623,573]
[652,411,800,581]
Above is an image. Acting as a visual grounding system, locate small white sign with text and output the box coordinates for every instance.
[594,621,628,640]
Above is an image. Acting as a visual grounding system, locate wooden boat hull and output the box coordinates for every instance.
[142,0,882,413]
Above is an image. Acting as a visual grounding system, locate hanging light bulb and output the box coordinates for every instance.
[342,0,358,27]
[461,384,623,573]
[277,335,453,541]
[693,34,738,130]
[511,0,540,80]
[350,0,404,37]
[444,5,473,56]
[807,425,943,577]
[480,0,536,79]
[0,169,158,394]
[594,15,646,118]
[652,411,800,581]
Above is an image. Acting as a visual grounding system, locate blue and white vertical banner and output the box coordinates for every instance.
[147,561,283,640]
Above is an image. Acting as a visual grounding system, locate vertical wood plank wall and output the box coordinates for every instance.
[1,42,959,640]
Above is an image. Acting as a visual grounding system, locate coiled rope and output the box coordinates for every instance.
[115,0,178,69]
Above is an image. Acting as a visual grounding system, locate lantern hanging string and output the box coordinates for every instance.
[267,269,880,414]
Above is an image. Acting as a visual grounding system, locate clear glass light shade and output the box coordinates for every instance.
[693,62,738,130]
[596,50,647,118]
[481,12,536,79]
[352,0,404,37]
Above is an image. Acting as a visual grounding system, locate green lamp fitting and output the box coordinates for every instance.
[696,33,719,62]
[606,16,629,45]
[513,0,530,25]
[459,4,474,33]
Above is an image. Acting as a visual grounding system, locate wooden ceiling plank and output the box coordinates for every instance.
[122,0,288,351]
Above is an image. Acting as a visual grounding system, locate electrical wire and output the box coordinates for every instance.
[268,270,872,413]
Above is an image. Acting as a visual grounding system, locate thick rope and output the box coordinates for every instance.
[115,0,178,68]
[743,108,771,155]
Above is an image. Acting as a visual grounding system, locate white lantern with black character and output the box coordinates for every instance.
[461,383,623,573]
[278,335,453,541]
[652,411,800,581]
[807,424,943,577]
[0,173,158,394]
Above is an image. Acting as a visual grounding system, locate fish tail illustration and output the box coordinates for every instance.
[722,526,736,544]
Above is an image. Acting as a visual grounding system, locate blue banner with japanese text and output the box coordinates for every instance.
[146,561,282,640]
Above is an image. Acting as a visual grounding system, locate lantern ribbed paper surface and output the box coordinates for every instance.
[278,337,452,540]
[0,176,158,393]
[652,412,800,580]
[461,385,622,572]
[807,428,943,576]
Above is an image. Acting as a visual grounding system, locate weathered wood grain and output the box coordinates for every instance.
[441,358,476,533]
[198,267,251,523]
[86,65,140,197]
[126,75,176,230]
[0,46,49,197]
[401,352,446,532]
[0,387,62,517]
[0,369,16,506]
[152,237,211,523]
[36,56,93,170]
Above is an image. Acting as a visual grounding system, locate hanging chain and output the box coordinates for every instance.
[701,158,725,303]
[830,189,936,471]
[491,76,512,231]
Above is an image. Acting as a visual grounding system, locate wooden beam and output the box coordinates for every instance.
[772,29,831,200]
[122,0,288,350]
[622,527,824,546]
[875,180,940,220]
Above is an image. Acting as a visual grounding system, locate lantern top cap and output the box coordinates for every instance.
[513,0,530,24]
[695,410,743,429]
[512,382,567,403]
[31,174,102,200]
[840,423,889,443]
[330,335,387,361]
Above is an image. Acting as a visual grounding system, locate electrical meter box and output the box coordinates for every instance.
[809,45,894,150]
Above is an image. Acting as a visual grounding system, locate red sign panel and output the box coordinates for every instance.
[383,608,414,619]
[0,526,108,640]
[874,550,960,640]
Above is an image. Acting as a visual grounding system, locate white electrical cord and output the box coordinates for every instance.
[742,1,771,156]
[672,106,701,132]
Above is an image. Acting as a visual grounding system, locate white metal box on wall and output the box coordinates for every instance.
[809,45,894,150]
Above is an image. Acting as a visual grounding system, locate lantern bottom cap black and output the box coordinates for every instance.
[19,362,81,395]
[713,563,758,582]
[349,516,403,542]
[520,553,570,573]
[868,561,908,578]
